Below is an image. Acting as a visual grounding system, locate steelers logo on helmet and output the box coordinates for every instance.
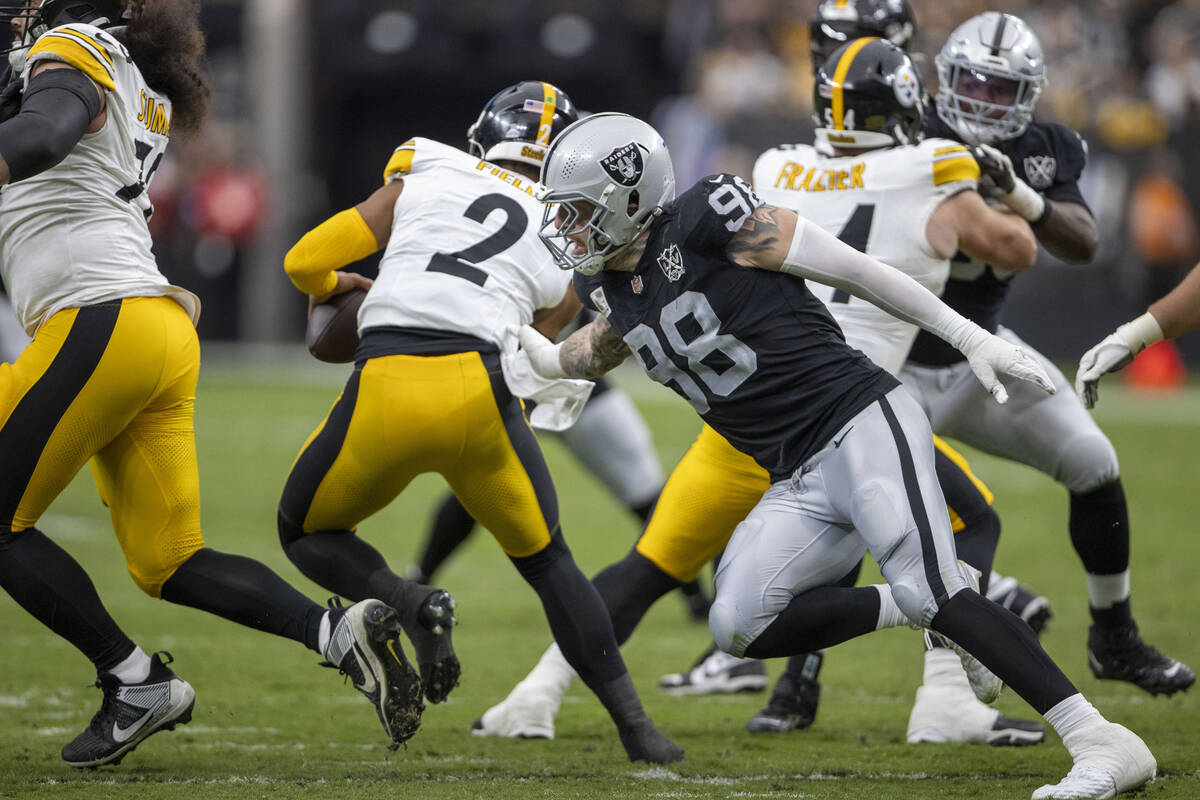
[893,63,920,108]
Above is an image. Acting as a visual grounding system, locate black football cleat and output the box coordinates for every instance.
[62,651,195,768]
[986,573,1052,635]
[385,581,461,705]
[618,719,685,764]
[1088,621,1195,696]
[324,598,424,748]
[746,661,821,734]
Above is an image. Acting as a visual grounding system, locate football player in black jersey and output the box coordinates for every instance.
[519,110,1156,799]
[901,11,1194,697]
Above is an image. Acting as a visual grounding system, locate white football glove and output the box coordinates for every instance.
[958,326,1056,404]
[1074,312,1164,409]
[517,324,568,379]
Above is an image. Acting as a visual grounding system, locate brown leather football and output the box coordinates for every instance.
[305,287,366,363]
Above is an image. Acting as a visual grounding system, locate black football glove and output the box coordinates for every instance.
[969,143,1016,198]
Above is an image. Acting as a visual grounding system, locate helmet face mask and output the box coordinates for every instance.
[813,37,926,150]
[466,80,579,169]
[935,12,1045,144]
[537,112,675,275]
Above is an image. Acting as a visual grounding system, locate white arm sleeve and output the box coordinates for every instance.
[780,215,984,352]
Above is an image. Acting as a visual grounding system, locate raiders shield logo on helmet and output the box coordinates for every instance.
[600,142,644,187]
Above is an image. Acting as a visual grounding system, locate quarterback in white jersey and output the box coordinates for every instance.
[277,81,684,765]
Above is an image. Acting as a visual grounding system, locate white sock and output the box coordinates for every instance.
[108,646,152,684]
[513,644,577,702]
[922,645,970,689]
[1043,693,1102,740]
[317,611,333,655]
[874,584,910,630]
[1086,571,1130,609]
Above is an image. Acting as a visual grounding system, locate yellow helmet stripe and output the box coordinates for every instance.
[830,36,877,131]
[536,82,557,146]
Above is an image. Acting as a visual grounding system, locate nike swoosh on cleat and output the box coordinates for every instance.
[1163,662,1183,678]
[112,709,156,743]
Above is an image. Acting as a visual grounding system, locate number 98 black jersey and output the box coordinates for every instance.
[575,174,898,481]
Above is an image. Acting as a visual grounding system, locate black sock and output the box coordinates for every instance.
[160,548,325,652]
[1069,480,1130,576]
[930,590,1076,714]
[591,549,681,644]
[417,493,477,581]
[511,535,627,691]
[1090,597,1134,629]
[629,498,657,525]
[0,527,135,672]
[744,585,881,659]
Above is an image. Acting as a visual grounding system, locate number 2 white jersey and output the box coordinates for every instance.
[359,137,570,346]
[0,23,198,335]
[753,138,978,376]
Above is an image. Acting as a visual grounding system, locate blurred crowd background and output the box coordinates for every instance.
[111,0,1200,371]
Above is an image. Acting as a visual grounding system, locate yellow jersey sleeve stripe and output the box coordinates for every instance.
[933,436,995,505]
[30,34,115,90]
[50,28,114,66]
[382,146,416,182]
[947,506,966,534]
[934,145,968,156]
[830,37,877,130]
[932,155,980,186]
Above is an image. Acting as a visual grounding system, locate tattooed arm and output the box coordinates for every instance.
[517,314,631,381]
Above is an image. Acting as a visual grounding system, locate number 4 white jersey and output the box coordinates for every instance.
[753,138,978,375]
[359,137,570,346]
[0,23,198,335]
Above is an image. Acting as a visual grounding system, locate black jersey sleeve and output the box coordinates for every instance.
[1020,122,1090,209]
[679,173,765,253]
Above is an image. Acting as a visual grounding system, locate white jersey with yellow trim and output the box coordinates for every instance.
[359,136,570,346]
[0,22,197,335]
[752,137,978,375]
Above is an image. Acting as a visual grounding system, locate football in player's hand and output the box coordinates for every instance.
[306,287,366,363]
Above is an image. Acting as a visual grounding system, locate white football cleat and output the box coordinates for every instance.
[657,644,768,695]
[907,649,1043,746]
[471,688,557,739]
[927,563,1003,703]
[1032,720,1156,799]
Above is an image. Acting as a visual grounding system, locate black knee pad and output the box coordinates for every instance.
[510,532,571,584]
[277,507,306,553]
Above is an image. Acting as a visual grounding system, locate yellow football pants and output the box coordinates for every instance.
[0,297,205,596]
[282,350,556,558]
[637,423,993,583]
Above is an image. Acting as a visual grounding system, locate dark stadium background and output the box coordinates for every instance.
[151,0,1200,370]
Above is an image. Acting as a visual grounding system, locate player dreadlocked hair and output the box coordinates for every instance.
[113,0,210,136]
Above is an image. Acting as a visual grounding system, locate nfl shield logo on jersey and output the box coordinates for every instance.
[657,243,685,281]
[600,142,644,187]
[1023,155,1057,190]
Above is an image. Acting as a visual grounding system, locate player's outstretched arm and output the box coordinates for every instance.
[729,204,1054,404]
[0,62,103,185]
[519,314,631,380]
[1076,260,1200,407]
[283,181,400,300]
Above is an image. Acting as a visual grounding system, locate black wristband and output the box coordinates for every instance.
[1030,197,1053,228]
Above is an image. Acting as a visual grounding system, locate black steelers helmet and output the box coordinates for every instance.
[810,0,916,72]
[467,81,580,169]
[814,37,925,149]
[1,0,127,55]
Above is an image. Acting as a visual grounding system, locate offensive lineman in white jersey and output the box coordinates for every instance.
[0,0,427,767]
[276,81,684,764]
[751,37,1045,745]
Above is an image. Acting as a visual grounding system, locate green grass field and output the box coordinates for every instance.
[1,348,1197,799]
